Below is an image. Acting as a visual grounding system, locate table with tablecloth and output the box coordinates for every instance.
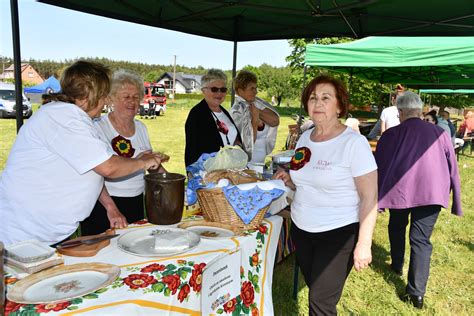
[4,215,283,316]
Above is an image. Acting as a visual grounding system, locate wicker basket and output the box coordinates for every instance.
[197,170,266,231]
[196,187,269,231]
[204,169,261,185]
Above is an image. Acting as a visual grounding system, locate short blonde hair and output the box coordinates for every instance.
[60,60,111,111]
[234,70,257,91]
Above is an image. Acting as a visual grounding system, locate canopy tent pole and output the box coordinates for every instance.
[348,68,353,107]
[230,16,240,105]
[378,70,386,113]
[298,65,308,127]
[10,0,24,132]
[231,40,237,105]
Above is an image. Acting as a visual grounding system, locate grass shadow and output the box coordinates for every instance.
[370,241,407,297]
[273,253,308,315]
[453,238,474,252]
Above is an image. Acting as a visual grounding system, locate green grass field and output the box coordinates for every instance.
[1,102,473,315]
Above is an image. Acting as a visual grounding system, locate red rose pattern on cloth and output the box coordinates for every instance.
[218,223,270,315]
[5,222,272,316]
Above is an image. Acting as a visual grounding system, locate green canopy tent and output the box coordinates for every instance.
[9,1,474,130]
[304,36,474,89]
[420,89,474,94]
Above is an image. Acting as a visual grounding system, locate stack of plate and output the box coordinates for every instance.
[5,240,63,274]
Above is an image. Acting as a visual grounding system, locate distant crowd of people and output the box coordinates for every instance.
[366,85,473,152]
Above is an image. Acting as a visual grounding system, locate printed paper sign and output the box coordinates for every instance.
[201,248,241,315]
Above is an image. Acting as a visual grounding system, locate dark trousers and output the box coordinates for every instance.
[81,193,145,236]
[388,205,441,297]
[291,222,359,316]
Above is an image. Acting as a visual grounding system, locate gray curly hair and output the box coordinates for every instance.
[110,69,144,99]
[201,69,227,89]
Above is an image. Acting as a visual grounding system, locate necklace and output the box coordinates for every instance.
[211,111,231,145]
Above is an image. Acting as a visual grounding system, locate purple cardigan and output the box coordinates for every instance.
[375,118,462,216]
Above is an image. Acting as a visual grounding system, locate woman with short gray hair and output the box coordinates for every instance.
[109,69,145,101]
[81,69,167,235]
[200,69,227,88]
[184,68,242,166]
[375,90,462,309]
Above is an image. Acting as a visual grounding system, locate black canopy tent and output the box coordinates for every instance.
[9,0,474,130]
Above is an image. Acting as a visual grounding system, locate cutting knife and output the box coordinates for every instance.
[57,234,120,248]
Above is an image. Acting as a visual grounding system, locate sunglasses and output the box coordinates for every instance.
[205,87,228,93]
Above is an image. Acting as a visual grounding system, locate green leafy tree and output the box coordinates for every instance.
[286,38,388,110]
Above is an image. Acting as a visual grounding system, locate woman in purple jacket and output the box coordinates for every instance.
[375,91,463,309]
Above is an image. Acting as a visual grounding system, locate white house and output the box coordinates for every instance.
[156,72,202,94]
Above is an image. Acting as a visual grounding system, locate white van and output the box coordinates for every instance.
[0,83,33,118]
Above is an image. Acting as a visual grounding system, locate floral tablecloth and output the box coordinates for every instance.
[5,215,283,316]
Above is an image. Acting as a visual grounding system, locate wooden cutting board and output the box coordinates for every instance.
[57,230,116,257]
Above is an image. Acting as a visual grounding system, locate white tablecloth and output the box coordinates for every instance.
[5,216,283,316]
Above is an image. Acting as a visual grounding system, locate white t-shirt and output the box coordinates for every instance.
[249,124,269,163]
[94,114,152,197]
[0,102,114,245]
[213,111,238,146]
[380,106,400,130]
[290,127,377,233]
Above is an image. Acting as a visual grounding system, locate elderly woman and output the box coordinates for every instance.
[81,69,166,236]
[230,70,279,163]
[0,61,162,246]
[185,69,242,166]
[375,91,462,309]
[274,75,378,315]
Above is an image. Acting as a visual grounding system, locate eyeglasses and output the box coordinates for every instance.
[424,118,434,122]
[204,87,228,93]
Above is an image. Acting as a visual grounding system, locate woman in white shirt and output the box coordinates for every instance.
[274,75,378,315]
[81,69,166,236]
[0,61,162,246]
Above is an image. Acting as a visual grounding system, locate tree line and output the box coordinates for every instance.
[2,39,471,109]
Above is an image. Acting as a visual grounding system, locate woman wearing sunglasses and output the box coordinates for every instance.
[185,69,242,166]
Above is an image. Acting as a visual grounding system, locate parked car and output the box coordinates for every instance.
[0,83,33,118]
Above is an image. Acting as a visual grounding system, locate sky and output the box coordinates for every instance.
[0,0,293,70]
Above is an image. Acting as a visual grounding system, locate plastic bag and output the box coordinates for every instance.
[203,146,248,172]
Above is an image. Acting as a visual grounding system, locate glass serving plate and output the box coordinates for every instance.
[117,227,200,257]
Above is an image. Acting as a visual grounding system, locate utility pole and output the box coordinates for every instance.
[172,55,176,103]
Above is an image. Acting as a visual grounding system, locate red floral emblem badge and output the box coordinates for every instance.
[216,120,229,135]
[290,146,311,171]
[111,135,135,158]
